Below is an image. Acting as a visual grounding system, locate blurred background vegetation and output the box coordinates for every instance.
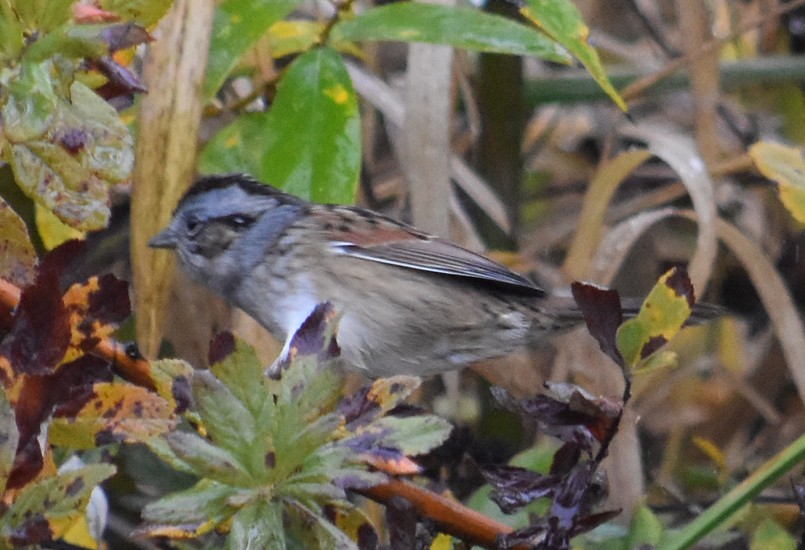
[1,0,805,548]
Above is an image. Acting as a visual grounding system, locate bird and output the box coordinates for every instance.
[149,173,710,377]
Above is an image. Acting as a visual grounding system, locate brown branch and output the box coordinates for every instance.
[0,276,519,548]
[621,0,805,102]
[361,479,518,548]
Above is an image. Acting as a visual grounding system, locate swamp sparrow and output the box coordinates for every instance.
[149,174,696,377]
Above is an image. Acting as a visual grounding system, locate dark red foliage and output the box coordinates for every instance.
[570,282,625,368]
[208,331,236,365]
[8,355,112,489]
[336,385,381,428]
[275,302,340,374]
[664,266,695,308]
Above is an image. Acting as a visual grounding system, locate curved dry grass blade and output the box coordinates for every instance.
[589,207,682,286]
[563,149,653,280]
[620,124,718,294]
[698,214,805,405]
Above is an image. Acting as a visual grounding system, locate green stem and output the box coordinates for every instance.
[659,433,805,550]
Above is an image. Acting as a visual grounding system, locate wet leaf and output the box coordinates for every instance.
[749,141,805,224]
[616,266,695,367]
[8,80,134,231]
[0,198,37,287]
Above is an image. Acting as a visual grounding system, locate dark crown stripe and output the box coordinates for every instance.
[179,173,306,209]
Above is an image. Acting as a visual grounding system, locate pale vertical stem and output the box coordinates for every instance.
[675,0,721,167]
[130,0,215,358]
[402,0,455,238]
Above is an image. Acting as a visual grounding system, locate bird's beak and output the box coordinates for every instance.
[149,228,179,249]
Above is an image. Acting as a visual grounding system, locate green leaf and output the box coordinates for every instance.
[200,47,360,204]
[616,267,694,367]
[139,479,239,538]
[286,499,359,550]
[2,464,116,542]
[369,415,453,456]
[99,0,173,27]
[0,198,37,287]
[748,141,805,224]
[204,0,303,99]
[227,501,286,550]
[625,504,664,548]
[13,0,73,32]
[0,11,25,61]
[0,390,19,496]
[519,0,626,110]
[3,61,58,143]
[7,80,134,231]
[331,3,570,63]
[750,518,797,550]
[191,370,257,460]
[167,431,251,485]
[210,337,272,424]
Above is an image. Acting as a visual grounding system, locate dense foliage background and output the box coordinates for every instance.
[0,0,804,548]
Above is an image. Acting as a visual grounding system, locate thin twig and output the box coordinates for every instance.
[621,0,805,101]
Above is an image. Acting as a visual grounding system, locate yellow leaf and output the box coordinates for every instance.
[35,203,85,250]
[749,141,805,223]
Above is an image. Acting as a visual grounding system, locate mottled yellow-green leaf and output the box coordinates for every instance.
[49,383,174,448]
[519,0,626,111]
[0,390,19,496]
[268,20,323,58]
[2,61,58,143]
[0,198,37,287]
[616,267,694,367]
[748,141,805,224]
[632,350,678,376]
[3,464,115,544]
[9,80,133,231]
[35,202,85,250]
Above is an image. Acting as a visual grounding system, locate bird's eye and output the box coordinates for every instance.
[185,216,202,235]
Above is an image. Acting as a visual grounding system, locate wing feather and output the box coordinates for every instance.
[333,238,545,295]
